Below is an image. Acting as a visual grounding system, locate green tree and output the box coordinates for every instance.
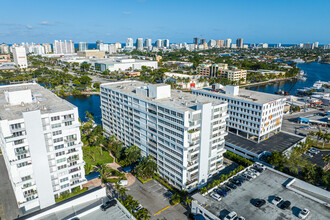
[135,156,157,180]
[124,145,141,165]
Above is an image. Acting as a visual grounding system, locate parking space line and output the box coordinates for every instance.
[153,205,170,216]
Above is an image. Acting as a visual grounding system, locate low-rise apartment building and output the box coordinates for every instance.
[192,85,285,143]
[0,83,86,212]
[77,50,105,59]
[95,58,158,72]
[196,63,228,77]
[100,81,228,191]
[224,69,247,83]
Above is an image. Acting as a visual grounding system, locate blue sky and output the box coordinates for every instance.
[0,0,329,44]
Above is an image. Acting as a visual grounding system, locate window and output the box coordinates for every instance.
[14,139,24,145]
[51,116,60,121]
[65,121,72,126]
[51,123,61,129]
[21,175,31,181]
[11,123,21,130]
[58,164,67,170]
[56,158,66,163]
[60,177,69,183]
[60,183,69,189]
[53,137,63,143]
[53,130,62,136]
[55,144,64,150]
[17,161,29,168]
[56,151,65,157]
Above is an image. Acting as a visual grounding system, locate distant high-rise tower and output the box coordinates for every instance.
[136,38,144,51]
[78,42,88,51]
[156,39,162,48]
[217,40,224,48]
[200,39,206,45]
[193,37,199,45]
[314,42,319,48]
[13,46,28,68]
[208,39,216,48]
[126,38,133,47]
[236,38,243,48]
[53,40,74,54]
[96,40,103,49]
[225,39,232,48]
[164,39,170,48]
[145,39,152,48]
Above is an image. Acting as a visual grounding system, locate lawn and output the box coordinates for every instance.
[83,147,114,166]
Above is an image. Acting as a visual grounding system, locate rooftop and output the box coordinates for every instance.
[95,58,157,65]
[225,132,304,155]
[101,81,226,112]
[193,86,284,104]
[0,83,76,121]
[200,169,330,220]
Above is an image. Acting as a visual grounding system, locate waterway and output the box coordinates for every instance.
[64,95,102,124]
[245,62,330,95]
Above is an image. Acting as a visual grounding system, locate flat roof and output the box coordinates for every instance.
[194,86,284,104]
[304,150,330,168]
[201,169,330,220]
[225,132,304,155]
[0,83,76,121]
[101,81,226,112]
[95,58,157,65]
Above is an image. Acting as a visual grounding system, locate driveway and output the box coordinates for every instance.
[126,179,187,220]
[0,155,22,219]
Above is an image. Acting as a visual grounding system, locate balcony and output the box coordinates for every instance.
[15,149,29,156]
[67,155,79,163]
[62,117,75,123]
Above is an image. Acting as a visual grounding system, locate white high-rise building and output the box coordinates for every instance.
[303,43,314,49]
[224,39,232,48]
[145,38,152,49]
[156,39,162,48]
[12,46,28,68]
[324,44,330,49]
[136,38,144,51]
[0,83,86,212]
[42,43,52,54]
[99,43,109,52]
[208,39,216,48]
[78,42,88,51]
[53,40,74,54]
[163,39,170,48]
[126,38,133,48]
[100,81,228,192]
[108,44,117,54]
[32,45,45,55]
[314,42,319,48]
[115,42,122,49]
[0,43,10,54]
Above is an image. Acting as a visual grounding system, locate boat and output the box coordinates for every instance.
[299,76,307,81]
[313,81,325,89]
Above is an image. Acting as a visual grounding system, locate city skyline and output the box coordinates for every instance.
[0,0,329,44]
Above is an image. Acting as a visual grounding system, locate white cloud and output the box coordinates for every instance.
[26,25,33,29]
[122,11,132,15]
[39,21,50,25]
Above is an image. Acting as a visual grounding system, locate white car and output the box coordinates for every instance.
[298,208,310,219]
[210,192,221,201]
[245,171,257,179]
[238,217,245,220]
[249,168,260,176]
[224,211,237,220]
[271,196,283,205]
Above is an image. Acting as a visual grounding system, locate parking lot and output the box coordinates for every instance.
[0,155,22,220]
[204,169,330,220]
[126,179,187,220]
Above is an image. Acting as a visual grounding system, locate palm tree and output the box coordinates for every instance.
[118,186,127,200]
[184,196,192,208]
[200,187,207,194]
[316,129,323,147]
[125,145,141,165]
[136,208,150,220]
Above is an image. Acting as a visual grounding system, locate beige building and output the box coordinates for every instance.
[225,69,247,83]
[77,50,105,59]
[42,43,52,54]
[197,63,228,77]
[0,54,10,63]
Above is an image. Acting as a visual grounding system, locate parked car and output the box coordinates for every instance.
[210,192,221,201]
[251,166,264,173]
[240,173,252,181]
[253,199,266,208]
[279,200,291,210]
[100,199,117,211]
[271,196,283,205]
[234,176,246,183]
[224,211,237,220]
[238,217,245,220]
[244,171,256,179]
[225,182,237,189]
[220,185,231,193]
[215,188,227,197]
[298,208,310,219]
[230,179,242,186]
[249,168,260,176]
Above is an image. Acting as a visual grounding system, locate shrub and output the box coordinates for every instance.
[224,151,253,167]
